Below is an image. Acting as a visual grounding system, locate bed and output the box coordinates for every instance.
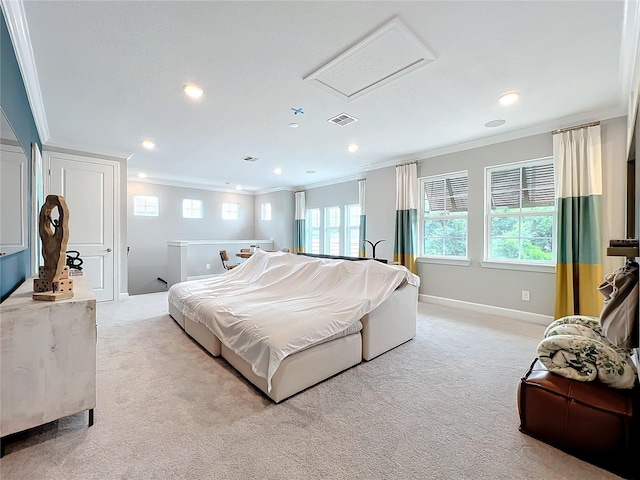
[168,250,419,402]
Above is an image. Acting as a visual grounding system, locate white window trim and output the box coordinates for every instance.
[417,256,471,266]
[182,198,203,219]
[480,260,556,274]
[344,203,361,257]
[133,194,159,217]
[306,208,321,254]
[419,170,469,259]
[323,206,341,256]
[260,202,272,221]
[484,157,555,265]
[222,202,239,220]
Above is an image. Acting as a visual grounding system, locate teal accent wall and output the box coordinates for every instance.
[0,10,41,302]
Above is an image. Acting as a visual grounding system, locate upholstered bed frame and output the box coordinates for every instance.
[168,281,417,402]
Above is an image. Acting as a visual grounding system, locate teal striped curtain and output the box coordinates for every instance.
[294,191,306,254]
[358,179,367,257]
[393,163,418,273]
[553,125,603,318]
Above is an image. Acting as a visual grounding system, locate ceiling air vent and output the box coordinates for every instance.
[241,156,258,162]
[328,113,358,127]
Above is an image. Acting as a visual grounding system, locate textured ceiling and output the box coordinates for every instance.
[14,1,631,192]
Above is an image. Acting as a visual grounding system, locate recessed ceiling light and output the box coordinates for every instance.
[289,123,299,128]
[485,119,506,128]
[273,167,282,175]
[183,84,203,99]
[499,91,520,106]
[142,140,155,149]
[347,144,359,153]
[306,170,316,174]
[138,172,147,179]
[235,184,242,191]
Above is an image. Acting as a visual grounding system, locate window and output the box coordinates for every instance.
[182,199,202,219]
[260,202,272,221]
[345,204,361,257]
[486,158,555,263]
[306,208,320,253]
[324,206,341,255]
[420,172,468,257]
[133,195,159,216]
[222,202,239,220]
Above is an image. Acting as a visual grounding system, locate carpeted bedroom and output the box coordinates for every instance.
[0,294,631,479]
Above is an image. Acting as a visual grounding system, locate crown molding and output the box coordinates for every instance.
[44,144,131,162]
[128,176,256,196]
[1,0,50,143]
[254,186,295,196]
[299,173,363,191]
[361,107,626,171]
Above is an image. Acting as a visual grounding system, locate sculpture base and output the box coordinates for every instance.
[33,291,74,302]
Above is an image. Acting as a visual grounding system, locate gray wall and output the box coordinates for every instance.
[128,181,255,295]
[364,168,396,260]
[303,117,628,317]
[305,180,359,209]
[127,118,629,313]
[417,131,555,315]
[302,174,399,261]
[304,179,361,256]
[254,190,295,250]
[417,117,627,316]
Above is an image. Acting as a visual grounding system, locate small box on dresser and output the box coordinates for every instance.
[0,275,96,451]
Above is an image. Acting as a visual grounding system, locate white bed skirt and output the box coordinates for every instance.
[222,334,362,403]
[169,281,417,401]
[361,281,417,360]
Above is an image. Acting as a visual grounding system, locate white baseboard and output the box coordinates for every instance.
[119,293,129,301]
[419,294,553,326]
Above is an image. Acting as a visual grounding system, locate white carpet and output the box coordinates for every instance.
[0,293,627,479]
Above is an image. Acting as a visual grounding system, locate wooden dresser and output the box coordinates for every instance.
[0,275,96,442]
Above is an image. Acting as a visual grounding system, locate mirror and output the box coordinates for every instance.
[0,108,29,258]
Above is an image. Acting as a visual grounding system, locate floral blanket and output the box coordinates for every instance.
[537,315,637,389]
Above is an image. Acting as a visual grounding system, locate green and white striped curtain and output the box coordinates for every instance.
[358,179,367,257]
[294,191,306,254]
[554,124,603,318]
[394,163,418,274]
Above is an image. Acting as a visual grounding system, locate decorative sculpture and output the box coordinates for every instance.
[364,239,385,259]
[33,195,74,301]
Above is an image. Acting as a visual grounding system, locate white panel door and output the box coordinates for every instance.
[47,153,116,302]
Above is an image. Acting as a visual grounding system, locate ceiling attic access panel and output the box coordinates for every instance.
[304,17,436,102]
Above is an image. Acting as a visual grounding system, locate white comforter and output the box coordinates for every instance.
[168,250,419,390]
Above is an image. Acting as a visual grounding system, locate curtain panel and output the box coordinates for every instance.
[394,163,418,274]
[294,191,306,254]
[358,179,367,257]
[554,125,603,318]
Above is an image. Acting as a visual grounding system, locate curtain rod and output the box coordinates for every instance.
[551,121,600,135]
[396,160,418,167]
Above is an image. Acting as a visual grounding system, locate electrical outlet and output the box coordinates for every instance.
[521,290,530,301]
[206,263,211,270]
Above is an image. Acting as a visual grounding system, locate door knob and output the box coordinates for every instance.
[106,248,112,252]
